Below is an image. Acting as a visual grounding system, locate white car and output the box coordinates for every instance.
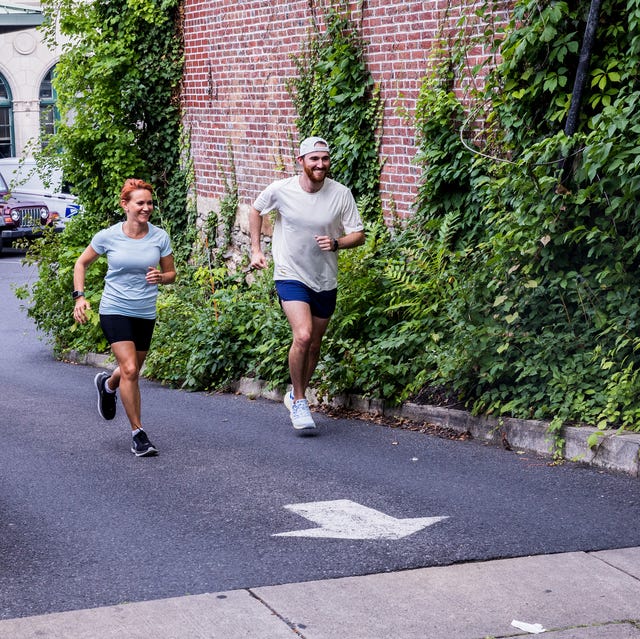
[0,157,80,225]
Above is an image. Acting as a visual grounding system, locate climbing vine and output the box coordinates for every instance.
[409,0,640,438]
[39,0,190,243]
[204,141,239,263]
[287,5,384,222]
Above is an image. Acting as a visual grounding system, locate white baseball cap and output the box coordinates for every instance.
[298,136,330,157]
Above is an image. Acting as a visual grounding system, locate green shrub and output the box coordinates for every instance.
[145,265,291,391]
[405,0,640,434]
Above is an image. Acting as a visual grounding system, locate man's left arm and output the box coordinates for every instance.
[336,230,365,251]
[315,229,365,253]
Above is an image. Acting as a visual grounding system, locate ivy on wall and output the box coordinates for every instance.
[408,0,640,439]
[40,0,190,244]
[287,6,384,222]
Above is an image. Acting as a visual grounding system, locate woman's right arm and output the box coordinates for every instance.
[72,245,100,324]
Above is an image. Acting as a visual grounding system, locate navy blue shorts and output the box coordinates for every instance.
[100,314,156,351]
[275,280,337,319]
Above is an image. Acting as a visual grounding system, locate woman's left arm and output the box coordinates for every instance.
[146,255,176,285]
[159,254,176,284]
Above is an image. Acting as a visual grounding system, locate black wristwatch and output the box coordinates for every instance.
[331,238,339,252]
[72,290,85,300]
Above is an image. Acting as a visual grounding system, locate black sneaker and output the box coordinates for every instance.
[131,429,158,457]
[94,371,116,420]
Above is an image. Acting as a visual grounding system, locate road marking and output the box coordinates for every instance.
[273,499,448,540]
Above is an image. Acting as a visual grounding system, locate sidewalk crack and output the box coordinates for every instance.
[589,551,640,582]
[247,589,307,637]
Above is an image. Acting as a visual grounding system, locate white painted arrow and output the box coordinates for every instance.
[273,499,448,540]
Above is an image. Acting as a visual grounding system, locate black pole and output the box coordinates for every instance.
[560,0,602,183]
[565,0,602,137]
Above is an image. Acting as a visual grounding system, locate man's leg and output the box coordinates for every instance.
[281,300,313,401]
[281,301,330,401]
[303,314,331,390]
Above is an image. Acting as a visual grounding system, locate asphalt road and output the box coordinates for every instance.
[2,253,640,621]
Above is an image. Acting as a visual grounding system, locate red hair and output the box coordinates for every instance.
[120,178,154,202]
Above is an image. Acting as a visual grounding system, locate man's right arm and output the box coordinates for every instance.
[249,205,267,269]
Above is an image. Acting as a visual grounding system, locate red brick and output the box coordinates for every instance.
[182,0,510,220]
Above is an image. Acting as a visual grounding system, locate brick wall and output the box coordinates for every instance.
[182,0,509,225]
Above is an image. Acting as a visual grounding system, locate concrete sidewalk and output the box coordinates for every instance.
[2,547,639,638]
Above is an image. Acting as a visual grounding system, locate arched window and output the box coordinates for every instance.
[0,74,13,158]
[39,66,58,146]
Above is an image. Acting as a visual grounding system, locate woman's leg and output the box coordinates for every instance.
[108,341,148,431]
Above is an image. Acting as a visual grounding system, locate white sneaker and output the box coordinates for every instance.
[290,398,316,430]
[284,390,294,413]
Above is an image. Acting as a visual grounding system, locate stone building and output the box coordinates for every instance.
[0,2,63,159]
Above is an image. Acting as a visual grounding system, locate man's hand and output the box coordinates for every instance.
[251,250,268,269]
[314,235,335,252]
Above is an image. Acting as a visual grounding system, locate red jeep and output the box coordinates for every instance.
[0,169,60,254]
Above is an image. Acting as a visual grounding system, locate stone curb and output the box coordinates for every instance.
[68,355,640,478]
[233,377,640,478]
[70,351,115,370]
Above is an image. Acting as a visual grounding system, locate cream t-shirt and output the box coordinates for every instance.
[253,176,363,292]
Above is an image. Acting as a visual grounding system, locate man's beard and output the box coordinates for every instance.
[304,165,327,183]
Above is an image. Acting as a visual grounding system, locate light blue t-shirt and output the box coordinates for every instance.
[91,222,172,319]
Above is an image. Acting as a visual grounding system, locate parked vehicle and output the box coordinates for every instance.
[0,168,61,254]
[0,158,80,225]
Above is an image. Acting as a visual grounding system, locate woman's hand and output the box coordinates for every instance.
[146,266,164,285]
[73,298,91,324]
